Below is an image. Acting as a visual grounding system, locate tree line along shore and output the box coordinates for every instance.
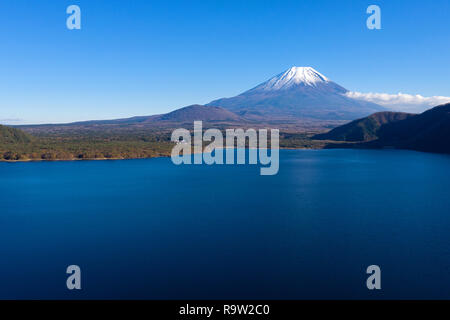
[0,125,326,161]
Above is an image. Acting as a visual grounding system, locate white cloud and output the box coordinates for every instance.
[345,91,450,113]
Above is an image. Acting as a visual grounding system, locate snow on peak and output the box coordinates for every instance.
[257,66,329,91]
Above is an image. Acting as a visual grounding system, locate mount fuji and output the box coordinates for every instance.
[18,67,388,134]
[208,67,385,121]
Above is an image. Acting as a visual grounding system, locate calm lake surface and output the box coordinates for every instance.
[1,149,450,299]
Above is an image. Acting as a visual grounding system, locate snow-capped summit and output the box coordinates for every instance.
[256,66,329,91]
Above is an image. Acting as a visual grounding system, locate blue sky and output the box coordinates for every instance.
[0,0,449,124]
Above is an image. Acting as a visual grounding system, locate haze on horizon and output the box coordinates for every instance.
[0,0,449,125]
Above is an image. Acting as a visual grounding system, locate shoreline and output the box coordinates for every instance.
[0,155,172,163]
[0,146,324,163]
[1,147,448,163]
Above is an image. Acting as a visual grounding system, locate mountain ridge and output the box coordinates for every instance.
[315,103,450,154]
[157,104,243,122]
[314,112,415,142]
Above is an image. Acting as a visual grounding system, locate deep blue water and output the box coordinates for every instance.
[1,149,450,299]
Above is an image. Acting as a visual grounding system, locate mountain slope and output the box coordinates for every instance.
[375,103,450,153]
[156,104,242,122]
[0,125,33,144]
[314,112,414,141]
[315,103,450,154]
[18,104,247,136]
[208,66,385,121]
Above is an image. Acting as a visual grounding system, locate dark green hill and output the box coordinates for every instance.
[0,125,33,144]
[374,103,450,153]
[313,112,414,142]
[315,103,450,154]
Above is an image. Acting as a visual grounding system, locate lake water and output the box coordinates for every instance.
[1,149,450,299]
